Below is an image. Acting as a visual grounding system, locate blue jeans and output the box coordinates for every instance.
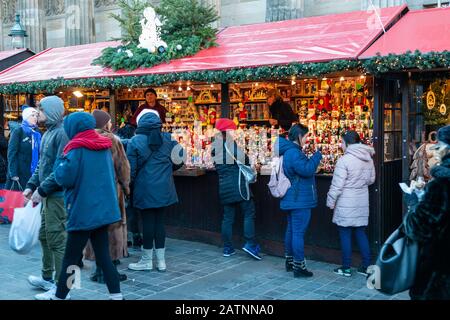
[338,226,371,268]
[285,209,311,262]
[222,200,256,248]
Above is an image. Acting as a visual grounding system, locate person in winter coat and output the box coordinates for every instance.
[6,106,41,191]
[0,126,8,188]
[22,96,70,300]
[326,131,375,277]
[275,123,322,277]
[117,123,143,249]
[52,112,123,300]
[129,88,168,126]
[84,110,130,283]
[404,125,450,300]
[212,118,262,260]
[126,109,184,272]
[267,89,298,131]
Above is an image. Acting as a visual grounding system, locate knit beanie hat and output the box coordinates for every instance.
[215,118,237,131]
[22,106,38,121]
[144,88,157,97]
[92,109,111,129]
[137,108,160,125]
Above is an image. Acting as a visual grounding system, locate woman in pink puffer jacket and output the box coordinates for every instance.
[327,131,376,277]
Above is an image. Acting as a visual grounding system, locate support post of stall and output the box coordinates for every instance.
[0,94,4,131]
[221,83,230,119]
[110,90,117,128]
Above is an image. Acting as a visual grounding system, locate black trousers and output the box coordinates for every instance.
[56,226,120,299]
[141,207,166,250]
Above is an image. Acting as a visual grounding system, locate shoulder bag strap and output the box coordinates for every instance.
[224,143,250,201]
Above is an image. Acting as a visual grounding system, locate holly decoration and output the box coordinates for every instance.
[92,0,219,71]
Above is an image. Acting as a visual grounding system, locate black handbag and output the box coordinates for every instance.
[375,224,419,295]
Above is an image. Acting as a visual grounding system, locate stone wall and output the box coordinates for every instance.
[0,0,445,53]
[221,0,267,27]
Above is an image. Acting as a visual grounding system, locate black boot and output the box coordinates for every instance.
[293,260,313,278]
[285,256,294,272]
[113,263,128,282]
[90,264,105,284]
[133,233,143,249]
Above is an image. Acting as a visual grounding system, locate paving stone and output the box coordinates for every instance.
[0,225,409,301]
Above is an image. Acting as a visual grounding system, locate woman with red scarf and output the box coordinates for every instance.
[52,112,123,300]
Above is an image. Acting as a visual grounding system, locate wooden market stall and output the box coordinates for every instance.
[359,6,450,246]
[0,48,34,131]
[2,4,449,264]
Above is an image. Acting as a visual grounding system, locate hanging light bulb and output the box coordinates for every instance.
[291,80,296,85]
[255,83,259,86]
[128,88,132,92]
[322,77,327,81]
[210,84,214,88]
[187,86,191,91]
[340,76,345,81]
[360,75,366,79]
[178,86,182,91]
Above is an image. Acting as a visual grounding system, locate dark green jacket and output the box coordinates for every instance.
[212,135,251,205]
[26,99,68,197]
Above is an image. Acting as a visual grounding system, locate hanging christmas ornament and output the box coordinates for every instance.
[176,44,183,51]
[426,87,436,110]
[440,104,447,115]
[158,45,166,54]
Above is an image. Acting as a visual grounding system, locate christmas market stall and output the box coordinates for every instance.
[1,3,448,263]
[0,48,34,132]
[359,6,450,246]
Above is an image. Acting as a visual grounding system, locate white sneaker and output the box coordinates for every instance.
[34,286,71,300]
[128,248,153,271]
[28,275,55,291]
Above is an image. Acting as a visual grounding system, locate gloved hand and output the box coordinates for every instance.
[31,189,43,205]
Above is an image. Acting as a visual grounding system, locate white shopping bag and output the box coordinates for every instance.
[9,201,42,254]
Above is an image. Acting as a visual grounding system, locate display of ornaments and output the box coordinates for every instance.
[427,88,436,110]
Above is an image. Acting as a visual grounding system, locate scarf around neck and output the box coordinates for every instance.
[63,129,112,156]
[21,120,41,174]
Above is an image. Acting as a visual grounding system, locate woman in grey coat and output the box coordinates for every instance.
[326,131,375,277]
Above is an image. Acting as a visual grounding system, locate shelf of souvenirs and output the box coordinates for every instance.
[160,118,372,175]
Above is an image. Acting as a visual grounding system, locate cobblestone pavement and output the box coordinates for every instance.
[0,224,409,300]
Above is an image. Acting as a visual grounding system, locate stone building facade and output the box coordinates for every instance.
[0,0,447,53]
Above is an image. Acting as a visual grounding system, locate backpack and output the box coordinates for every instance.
[268,156,291,198]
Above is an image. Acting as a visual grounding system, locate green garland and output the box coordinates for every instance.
[0,51,449,94]
[92,0,219,71]
[92,37,205,72]
[363,50,450,74]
